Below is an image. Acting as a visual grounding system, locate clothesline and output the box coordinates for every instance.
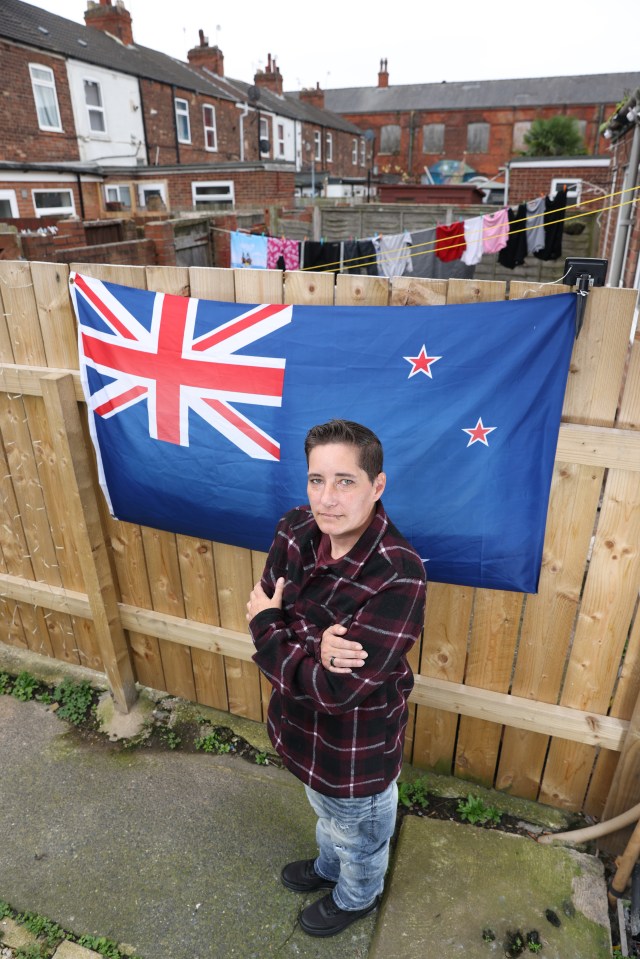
[227,183,639,277]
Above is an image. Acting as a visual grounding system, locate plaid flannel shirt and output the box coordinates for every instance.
[250,502,426,798]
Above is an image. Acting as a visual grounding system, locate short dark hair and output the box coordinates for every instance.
[304,420,383,482]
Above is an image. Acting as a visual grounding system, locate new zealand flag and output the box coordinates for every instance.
[70,272,576,593]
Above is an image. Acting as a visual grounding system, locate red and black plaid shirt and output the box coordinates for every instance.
[250,502,426,798]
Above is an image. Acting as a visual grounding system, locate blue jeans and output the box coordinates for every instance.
[304,780,398,911]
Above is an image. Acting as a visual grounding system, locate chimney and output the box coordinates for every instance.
[254,53,283,95]
[299,82,325,110]
[378,58,389,88]
[187,29,225,76]
[85,0,134,46]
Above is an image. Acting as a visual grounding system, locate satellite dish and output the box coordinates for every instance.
[259,138,270,153]
[248,85,260,103]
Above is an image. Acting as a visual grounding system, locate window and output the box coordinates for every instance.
[352,139,358,164]
[104,184,132,209]
[512,121,531,152]
[260,116,270,156]
[360,138,366,166]
[276,123,285,158]
[175,98,191,143]
[314,130,321,162]
[0,190,18,218]
[32,189,75,217]
[422,123,445,153]
[191,181,234,207]
[379,124,401,153]
[467,122,489,154]
[29,63,62,131]
[325,132,333,163]
[203,104,217,151]
[551,178,582,206]
[138,182,167,208]
[83,78,106,133]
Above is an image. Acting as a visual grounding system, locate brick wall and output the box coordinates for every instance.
[0,178,84,220]
[343,103,615,181]
[140,80,241,165]
[507,164,611,204]
[0,41,79,163]
[21,237,157,266]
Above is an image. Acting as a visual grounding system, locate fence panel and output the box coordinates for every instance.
[0,261,638,821]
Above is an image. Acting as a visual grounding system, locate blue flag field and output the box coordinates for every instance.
[69,272,577,593]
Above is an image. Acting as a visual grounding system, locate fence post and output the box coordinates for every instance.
[41,373,137,712]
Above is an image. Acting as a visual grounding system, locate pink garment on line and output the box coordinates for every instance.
[482,209,509,254]
[266,237,300,270]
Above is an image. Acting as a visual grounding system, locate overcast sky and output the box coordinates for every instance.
[32,0,640,91]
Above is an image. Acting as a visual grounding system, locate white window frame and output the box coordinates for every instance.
[0,190,19,217]
[32,188,75,217]
[314,130,321,162]
[175,98,191,144]
[360,138,366,166]
[352,139,358,165]
[29,63,62,132]
[191,181,235,206]
[104,183,132,208]
[137,181,167,208]
[276,122,285,159]
[203,104,217,152]
[83,77,106,134]
[325,132,333,163]
[259,116,270,156]
[551,177,582,205]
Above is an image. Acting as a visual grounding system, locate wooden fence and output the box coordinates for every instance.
[1,259,639,838]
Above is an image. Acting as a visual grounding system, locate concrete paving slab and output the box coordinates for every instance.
[0,916,38,950]
[369,816,611,959]
[0,695,375,959]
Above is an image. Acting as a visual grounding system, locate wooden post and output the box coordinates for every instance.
[41,373,137,712]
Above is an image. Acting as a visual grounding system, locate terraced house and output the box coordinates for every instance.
[0,0,367,225]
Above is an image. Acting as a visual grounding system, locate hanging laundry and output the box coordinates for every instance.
[230,231,268,269]
[498,205,528,270]
[482,209,509,254]
[409,228,437,277]
[266,236,300,271]
[374,232,414,277]
[525,197,546,255]
[435,222,465,262]
[533,191,566,262]
[462,216,484,266]
[342,240,379,275]
[302,241,342,272]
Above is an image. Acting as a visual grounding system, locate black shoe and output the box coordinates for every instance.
[281,859,337,893]
[299,892,379,937]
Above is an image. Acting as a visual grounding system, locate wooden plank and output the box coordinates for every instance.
[0,569,629,751]
[390,277,446,306]
[212,541,262,721]
[335,273,389,305]
[236,268,284,305]
[141,526,197,701]
[0,263,81,664]
[145,265,189,298]
[41,374,136,711]
[587,341,640,827]
[188,267,235,302]
[30,262,78,370]
[284,270,335,305]
[177,533,229,711]
[70,263,147,288]
[250,549,272,720]
[445,276,513,786]
[0,366,83,399]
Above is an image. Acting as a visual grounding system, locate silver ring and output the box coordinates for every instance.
[330,656,335,668]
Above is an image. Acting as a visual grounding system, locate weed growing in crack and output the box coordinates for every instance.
[398,777,430,810]
[195,730,233,754]
[457,794,502,826]
[11,671,40,702]
[17,910,64,948]
[52,678,95,726]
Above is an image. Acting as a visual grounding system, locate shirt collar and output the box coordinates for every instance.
[309,501,389,580]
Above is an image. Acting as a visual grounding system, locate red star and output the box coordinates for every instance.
[403,345,442,378]
[462,417,496,447]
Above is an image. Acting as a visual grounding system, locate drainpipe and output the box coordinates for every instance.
[137,81,150,165]
[609,119,640,287]
[171,85,181,164]
[408,110,415,178]
[236,101,249,161]
[76,172,86,219]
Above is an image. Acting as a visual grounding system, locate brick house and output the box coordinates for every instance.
[0,0,365,223]
[323,61,640,185]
